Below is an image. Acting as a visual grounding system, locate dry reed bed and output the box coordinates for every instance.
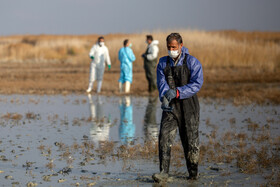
[0,30,279,104]
[0,30,279,70]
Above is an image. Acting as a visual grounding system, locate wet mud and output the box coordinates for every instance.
[0,95,279,186]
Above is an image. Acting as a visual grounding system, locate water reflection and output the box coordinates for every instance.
[119,96,135,145]
[143,96,158,143]
[88,94,111,146]
[0,95,279,186]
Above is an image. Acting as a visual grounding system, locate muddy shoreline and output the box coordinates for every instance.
[0,62,279,104]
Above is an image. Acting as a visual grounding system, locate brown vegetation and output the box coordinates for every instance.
[1,113,23,120]
[35,126,279,185]
[0,30,279,103]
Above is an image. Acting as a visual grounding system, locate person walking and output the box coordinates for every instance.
[153,33,203,182]
[118,39,136,93]
[142,35,159,92]
[87,36,111,93]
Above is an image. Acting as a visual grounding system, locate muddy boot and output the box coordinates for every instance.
[187,174,198,180]
[152,172,173,183]
[187,166,198,180]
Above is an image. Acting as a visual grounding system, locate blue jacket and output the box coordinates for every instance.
[118,47,136,83]
[118,47,136,69]
[157,47,203,102]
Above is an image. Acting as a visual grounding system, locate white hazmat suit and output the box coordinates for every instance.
[87,43,111,93]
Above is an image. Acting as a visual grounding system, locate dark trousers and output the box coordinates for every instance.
[144,61,157,92]
[159,107,199,176]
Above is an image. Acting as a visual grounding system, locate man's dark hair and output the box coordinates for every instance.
[166,33,183,44]
[123,39,129,46]
[98,36,104,42]
[146,35,153,41]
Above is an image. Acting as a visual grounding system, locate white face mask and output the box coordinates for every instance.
[168,50,179,59]
[99,42,105,47]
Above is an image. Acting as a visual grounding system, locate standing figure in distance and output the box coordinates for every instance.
[87,36,111,93]
[142,35,159,93]
[118,39,136,93]
[153,33,203,182]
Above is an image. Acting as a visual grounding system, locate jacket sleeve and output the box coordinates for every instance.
[147,45,159,61]
[157,57,170,102]
[118,49,122,62]
[177,57,203,99]
[105,47,111,66]
[89,45,95,57]
[126,48,136,62]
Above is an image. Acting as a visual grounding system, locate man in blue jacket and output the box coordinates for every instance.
[153,33,203,182]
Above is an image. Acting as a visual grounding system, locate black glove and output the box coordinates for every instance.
[164,89,177,102]
[161,96,173,112]
[142,53,147,58]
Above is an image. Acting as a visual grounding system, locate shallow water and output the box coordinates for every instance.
[0,94,279,186]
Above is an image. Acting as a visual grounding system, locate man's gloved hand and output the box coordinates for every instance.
[108,64,111,70]
[164,89,177,102]
[90,56,94,60]
[141,54,147,58]
[161,96,173,112]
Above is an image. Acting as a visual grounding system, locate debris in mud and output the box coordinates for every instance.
[0,95,279,186]
[26,182,38,187]
[87,182,96,186]
[58,167,72,175]
[25,112,41,120]
[81,170,88,173]
[0,155,9,162]
[209,166,220,171]
[11,181,20,185]
[2,113,23,121]
[5,175,13,180]
[22,161,36,169]
[58,178,66,183]
[42,175,51,182]
[45,160,55,170]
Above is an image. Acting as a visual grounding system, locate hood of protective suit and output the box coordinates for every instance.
[181,46,189,55]
[150,40,159,46]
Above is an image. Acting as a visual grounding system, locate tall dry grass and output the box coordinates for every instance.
[0,30,279,71]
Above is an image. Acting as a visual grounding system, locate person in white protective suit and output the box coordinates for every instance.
[87,36,111,93]
[118,39,136,93]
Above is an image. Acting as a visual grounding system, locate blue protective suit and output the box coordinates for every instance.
[118,47,136,83]
[157,47,203,102]
[119,100,135,145]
